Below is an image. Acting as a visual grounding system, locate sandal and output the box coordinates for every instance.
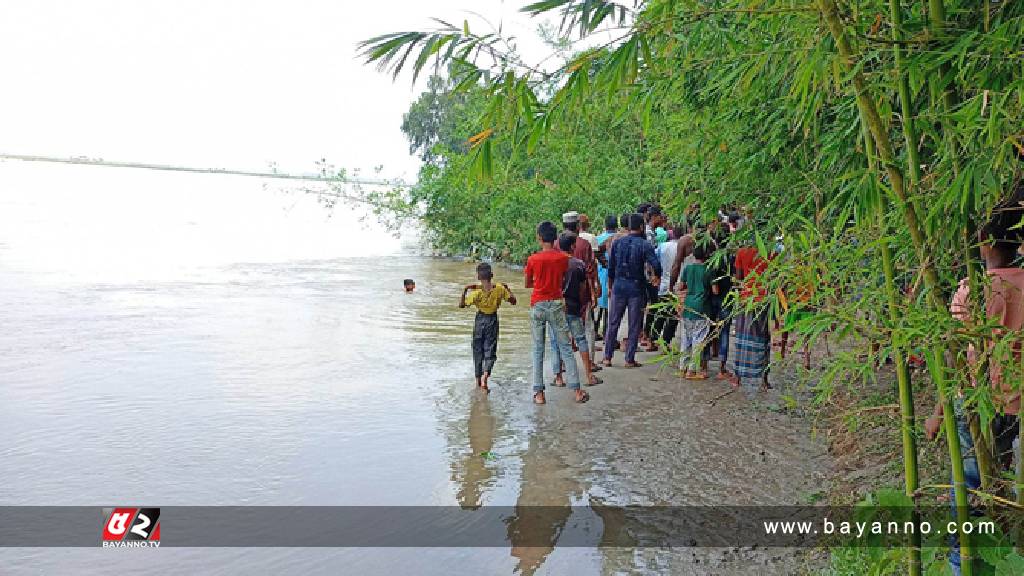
[587,376,603,386]
[601,359,613,367]
[574,390,590,403]
[533,391,546,404]
[623,361,642,368]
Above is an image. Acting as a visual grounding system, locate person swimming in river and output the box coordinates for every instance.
[403,278,416,293]
[459,262,517,392]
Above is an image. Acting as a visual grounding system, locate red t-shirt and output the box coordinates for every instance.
[735,246,772,302]
[525,248,569,305]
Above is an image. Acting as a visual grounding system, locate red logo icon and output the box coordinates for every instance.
[102,508,160,547]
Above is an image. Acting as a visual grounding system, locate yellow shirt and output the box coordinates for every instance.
[466,284,511,314]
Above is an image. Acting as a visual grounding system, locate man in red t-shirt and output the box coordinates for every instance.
[525,221,587,404]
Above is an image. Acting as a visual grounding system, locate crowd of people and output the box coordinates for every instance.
[454,192,1024,573]
[459,202,784,405]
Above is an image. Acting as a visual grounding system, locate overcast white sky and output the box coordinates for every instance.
[0,0,555,182]
[0,2,576,278]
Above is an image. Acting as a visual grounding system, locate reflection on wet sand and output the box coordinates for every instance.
[507,425,579,576]
[454,394,496,510]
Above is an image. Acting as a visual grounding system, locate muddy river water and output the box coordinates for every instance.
[0,163,830,574]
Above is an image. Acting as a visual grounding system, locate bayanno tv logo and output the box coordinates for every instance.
[102,507,161,548]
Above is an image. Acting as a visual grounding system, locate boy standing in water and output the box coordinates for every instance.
[525,221,587,405]
[460,263,516,392]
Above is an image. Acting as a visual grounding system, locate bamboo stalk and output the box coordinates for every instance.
[815,0,943,312]
[881,236,923,576]
[930,347,974,576]
[889,0,922,188]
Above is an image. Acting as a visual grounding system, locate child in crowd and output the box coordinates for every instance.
[677,241,713,379]
[594,215,617,343]
[460,262,516,392]
[552,232,601,387]
[404,279,416,293]
[525,221,588,404]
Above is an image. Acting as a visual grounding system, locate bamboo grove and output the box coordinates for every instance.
[360,1,1024,572]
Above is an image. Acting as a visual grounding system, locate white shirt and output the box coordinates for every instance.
[657,239,678,296]
[578,231,597,251]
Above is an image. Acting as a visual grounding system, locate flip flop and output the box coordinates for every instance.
[587,377,603,386]
[686,373,708,380]
[574,390,590,403]
[591,364,603,372]
[601,359,613,367]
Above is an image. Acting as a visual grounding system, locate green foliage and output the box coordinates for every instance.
[364,2,1024,572]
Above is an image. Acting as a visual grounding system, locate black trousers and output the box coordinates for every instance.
[643,284,660,339]
[472,312,499,377]
[647,294,678,345]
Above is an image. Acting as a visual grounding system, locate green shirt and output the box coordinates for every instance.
[681,262,709,319]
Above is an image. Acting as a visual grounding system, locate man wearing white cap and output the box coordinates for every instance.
[547,211,602,386]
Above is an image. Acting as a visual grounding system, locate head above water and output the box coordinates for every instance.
[628,213,645,232]
[403,279,416,292]
[536,221,558,245]
[475,262,493,281]
[558,231,577,254]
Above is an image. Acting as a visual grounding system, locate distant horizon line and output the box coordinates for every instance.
[0,152,412,187]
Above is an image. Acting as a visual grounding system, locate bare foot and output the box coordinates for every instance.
[601,359,613,367]
[475,377,482,388]
[533,391,546,404]
[717,370,733,381]
[729,376,741,390]
[481,372,490,392]
[552,373,566,387]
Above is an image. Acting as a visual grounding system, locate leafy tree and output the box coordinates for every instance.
[363,3,1024,573]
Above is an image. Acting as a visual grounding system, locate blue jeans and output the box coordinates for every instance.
[531,300,580,392]
[548,314,588,373]
[948,407,1019,574]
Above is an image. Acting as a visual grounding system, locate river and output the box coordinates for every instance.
[0,161,830,574]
